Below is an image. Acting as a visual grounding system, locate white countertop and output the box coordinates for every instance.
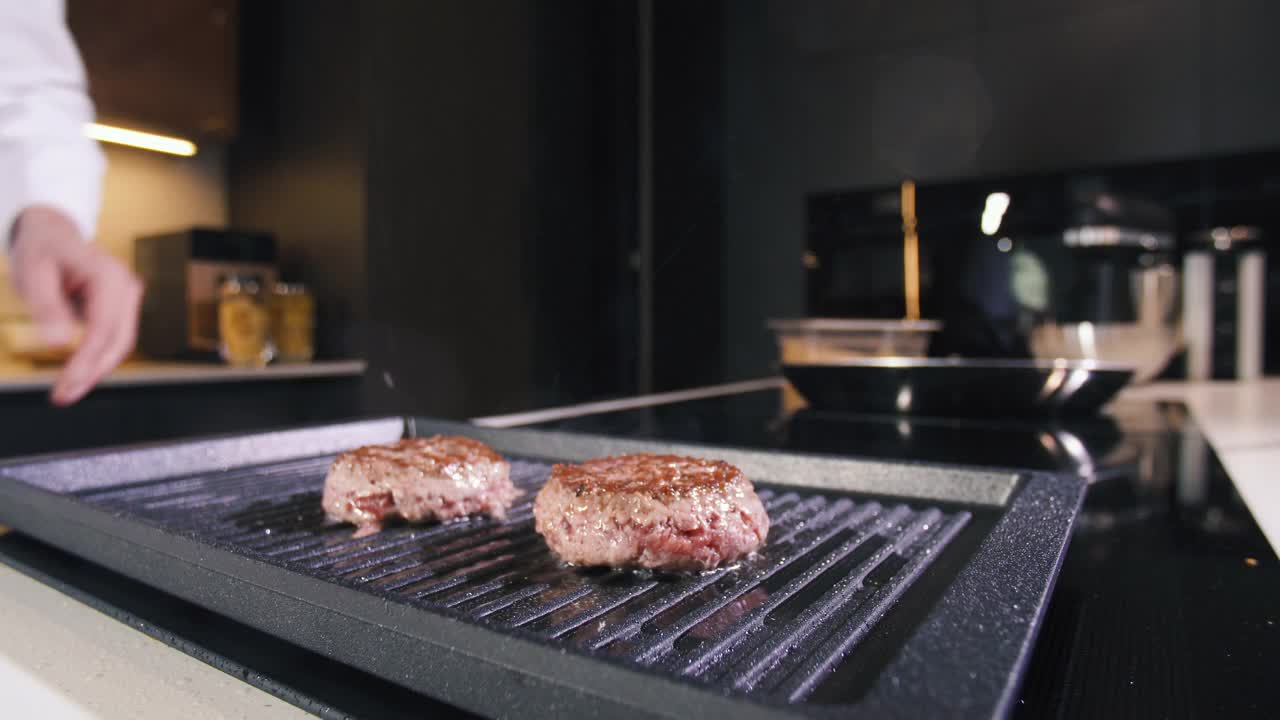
[0,377,1276,718]
[0,360,366,393]
[0,561,309,719]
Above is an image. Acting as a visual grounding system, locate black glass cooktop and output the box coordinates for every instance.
[0,389,1272,718]
[527,389,1279,718]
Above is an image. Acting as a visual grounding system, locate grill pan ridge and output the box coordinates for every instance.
[0,418,1086,720]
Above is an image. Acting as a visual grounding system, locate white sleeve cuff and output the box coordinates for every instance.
[0,136,104,249]
[1,137,105,249]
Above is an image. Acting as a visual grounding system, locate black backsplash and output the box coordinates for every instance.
[806,149,1280,373]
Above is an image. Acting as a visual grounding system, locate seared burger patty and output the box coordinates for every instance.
[322,435,515,537]
[533,454,769,572]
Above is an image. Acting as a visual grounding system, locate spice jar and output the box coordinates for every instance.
[270,282,316,363]
[218,274,274,367]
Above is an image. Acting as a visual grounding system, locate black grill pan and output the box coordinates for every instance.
[0,418,1084,719]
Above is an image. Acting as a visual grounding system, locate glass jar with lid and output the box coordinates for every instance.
[270,282,316,363]
[218,274,274,367]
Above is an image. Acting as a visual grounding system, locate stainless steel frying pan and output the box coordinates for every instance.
[782,357,1134,417]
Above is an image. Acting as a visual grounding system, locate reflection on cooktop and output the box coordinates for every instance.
[782,408,1126,476]
[531,388,1165,477]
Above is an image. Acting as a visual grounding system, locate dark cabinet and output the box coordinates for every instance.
[231,1,642,417]
[67,0,238,141]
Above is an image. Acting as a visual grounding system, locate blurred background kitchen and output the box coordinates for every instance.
[2,0,1277,453]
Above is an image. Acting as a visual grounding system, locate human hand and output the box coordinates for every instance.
[9,206,143,406]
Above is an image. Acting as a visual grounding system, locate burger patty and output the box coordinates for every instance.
[322,435,516,537]
[533,453,769,572]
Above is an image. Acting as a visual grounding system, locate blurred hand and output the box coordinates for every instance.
[9,206,142,406]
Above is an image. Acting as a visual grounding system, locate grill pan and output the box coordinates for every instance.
[0,418,1084,719]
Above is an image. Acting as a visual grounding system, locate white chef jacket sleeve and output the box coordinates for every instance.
[0,0,105,249]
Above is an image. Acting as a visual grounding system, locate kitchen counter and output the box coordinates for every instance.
[1121,379,1280,551]
[0,378,1274,718]
[0,359,367,459]
[0,557,309,719]
[0,359,366,393]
